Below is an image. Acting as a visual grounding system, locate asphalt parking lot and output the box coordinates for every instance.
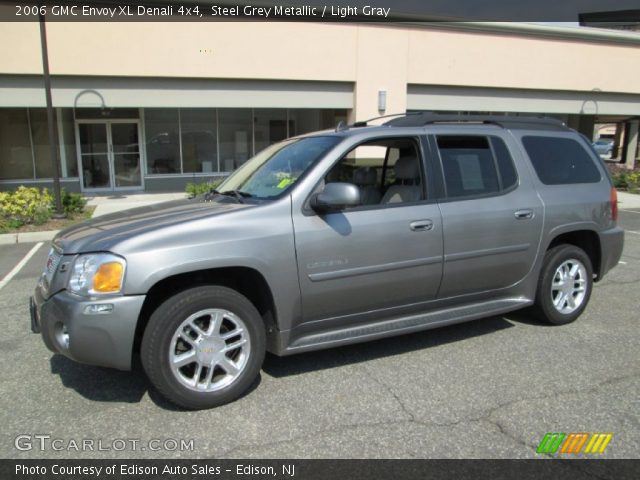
[0,211,638,460]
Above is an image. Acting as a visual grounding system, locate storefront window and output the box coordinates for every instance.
[145,109,180,174]
[180,109,217,173]
[0,109,33,180]
[254,109,288,155]
[60,108,78,177]
[288,109,323,137]
[29,109,56,179]
[218,109,252,171]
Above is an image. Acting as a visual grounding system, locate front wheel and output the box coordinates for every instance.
[141,285,266,409]
[532,244,593,325]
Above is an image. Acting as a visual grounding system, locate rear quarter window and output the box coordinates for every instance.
[522,136,601,185]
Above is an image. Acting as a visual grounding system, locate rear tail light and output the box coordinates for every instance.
[610,187,618,222]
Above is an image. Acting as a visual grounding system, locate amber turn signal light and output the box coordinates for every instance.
[92,262,124,293]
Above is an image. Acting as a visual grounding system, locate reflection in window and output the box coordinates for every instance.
[0,109,33,180]
[218,109,252,172]
[254,109,288,155]
[181,109,217,173]
[437,136,500,198]
[29,109,55,178]
[60,108,78,177]
[145,109,180,174]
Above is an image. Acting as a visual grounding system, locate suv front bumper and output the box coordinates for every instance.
[31,285,145,371]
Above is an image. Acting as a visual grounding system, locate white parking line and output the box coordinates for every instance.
[620,209,640,214]
[0,242,43,291]
[626,230,640,235]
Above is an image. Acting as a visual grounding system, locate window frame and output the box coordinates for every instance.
[429,133,520,202]
[303,135,435,216]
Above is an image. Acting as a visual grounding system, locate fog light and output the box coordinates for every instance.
[54,323,70,350]
[83,304,114,315]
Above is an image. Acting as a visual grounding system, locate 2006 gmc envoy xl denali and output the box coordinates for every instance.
[30,113,624,409]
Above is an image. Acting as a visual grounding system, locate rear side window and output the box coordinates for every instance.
[437,135,519,198]
[522,136,601,185]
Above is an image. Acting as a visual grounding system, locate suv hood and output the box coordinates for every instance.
[54,197,251,254]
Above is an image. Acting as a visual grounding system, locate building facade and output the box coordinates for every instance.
[1,21,639,193]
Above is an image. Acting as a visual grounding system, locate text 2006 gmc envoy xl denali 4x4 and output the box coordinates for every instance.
[30,113,624,409]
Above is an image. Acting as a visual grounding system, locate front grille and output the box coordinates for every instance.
[44,248,62,283]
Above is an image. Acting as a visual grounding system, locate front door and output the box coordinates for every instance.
[292,136,444,329]
[76,121,143,192]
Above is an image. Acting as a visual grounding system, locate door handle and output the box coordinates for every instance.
[514,209,534,220]
[410,220,433,231]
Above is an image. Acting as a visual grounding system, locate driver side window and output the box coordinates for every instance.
[324,138,424,207]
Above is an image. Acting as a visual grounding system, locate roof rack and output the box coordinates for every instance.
[384,112,569,131]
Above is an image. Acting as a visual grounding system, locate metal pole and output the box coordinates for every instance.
[39,13,64,217]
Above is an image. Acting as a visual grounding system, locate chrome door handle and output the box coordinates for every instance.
[514,209,534,219]
[410,220,433,231]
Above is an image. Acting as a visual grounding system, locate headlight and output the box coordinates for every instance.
[68,253,126,296]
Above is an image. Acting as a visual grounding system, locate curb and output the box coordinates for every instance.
[0,230,58,245]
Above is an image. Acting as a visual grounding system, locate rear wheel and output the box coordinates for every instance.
[141,285,266,409]
[532,244,593,325]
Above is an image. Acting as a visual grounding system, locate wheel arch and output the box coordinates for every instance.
[133,266,278,358]
[545,229,602,280]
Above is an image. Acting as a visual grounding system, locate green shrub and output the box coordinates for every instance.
[0,186,53,224]
[185,179,223,197]
[607,164,640,193]
[60,189,87,215]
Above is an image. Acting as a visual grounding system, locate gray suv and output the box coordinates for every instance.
[30,113,624,409]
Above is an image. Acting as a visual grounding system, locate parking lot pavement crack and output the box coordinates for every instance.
[457,371,639,445]
[477,417,534,451]
[598,278,640,287]
[217,418,406,457]
[358,364,417,423]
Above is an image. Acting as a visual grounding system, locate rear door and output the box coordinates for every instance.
[431,131,543,298]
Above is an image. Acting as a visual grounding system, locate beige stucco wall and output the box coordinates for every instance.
[406,27,640,94]
[1,21,639,117]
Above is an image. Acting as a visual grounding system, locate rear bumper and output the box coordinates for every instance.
[598,226,624,279]
[31,286,145,371]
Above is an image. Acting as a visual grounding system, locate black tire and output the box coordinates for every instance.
[532,244,593,325]
[141,285,266,410]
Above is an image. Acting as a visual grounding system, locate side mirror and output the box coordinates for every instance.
[311,182,361,212]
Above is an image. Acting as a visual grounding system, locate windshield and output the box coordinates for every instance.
[216,136,340,199]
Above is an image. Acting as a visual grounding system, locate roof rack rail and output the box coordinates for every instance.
[349,112,425,128]
[384,112,569,131]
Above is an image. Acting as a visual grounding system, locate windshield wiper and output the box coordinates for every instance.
[219,190,254,203]
[202,188,219,201]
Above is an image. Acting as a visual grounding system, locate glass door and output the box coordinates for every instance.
[76,121,143,192]
[111,122,142,189]
[78,123,111,190]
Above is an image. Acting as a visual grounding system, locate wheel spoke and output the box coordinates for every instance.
[192,362,203,385]
[188,321,207,338]
[218,356,240,376]
[178,332,197,347]
[203,365,215,388]
[207,311,223,336]
[223,337,247,352]
[221,328,244,340]
[554,292,566,309]
[567,295,576,309]
[569,263,580,279]
[172,350,196,368]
